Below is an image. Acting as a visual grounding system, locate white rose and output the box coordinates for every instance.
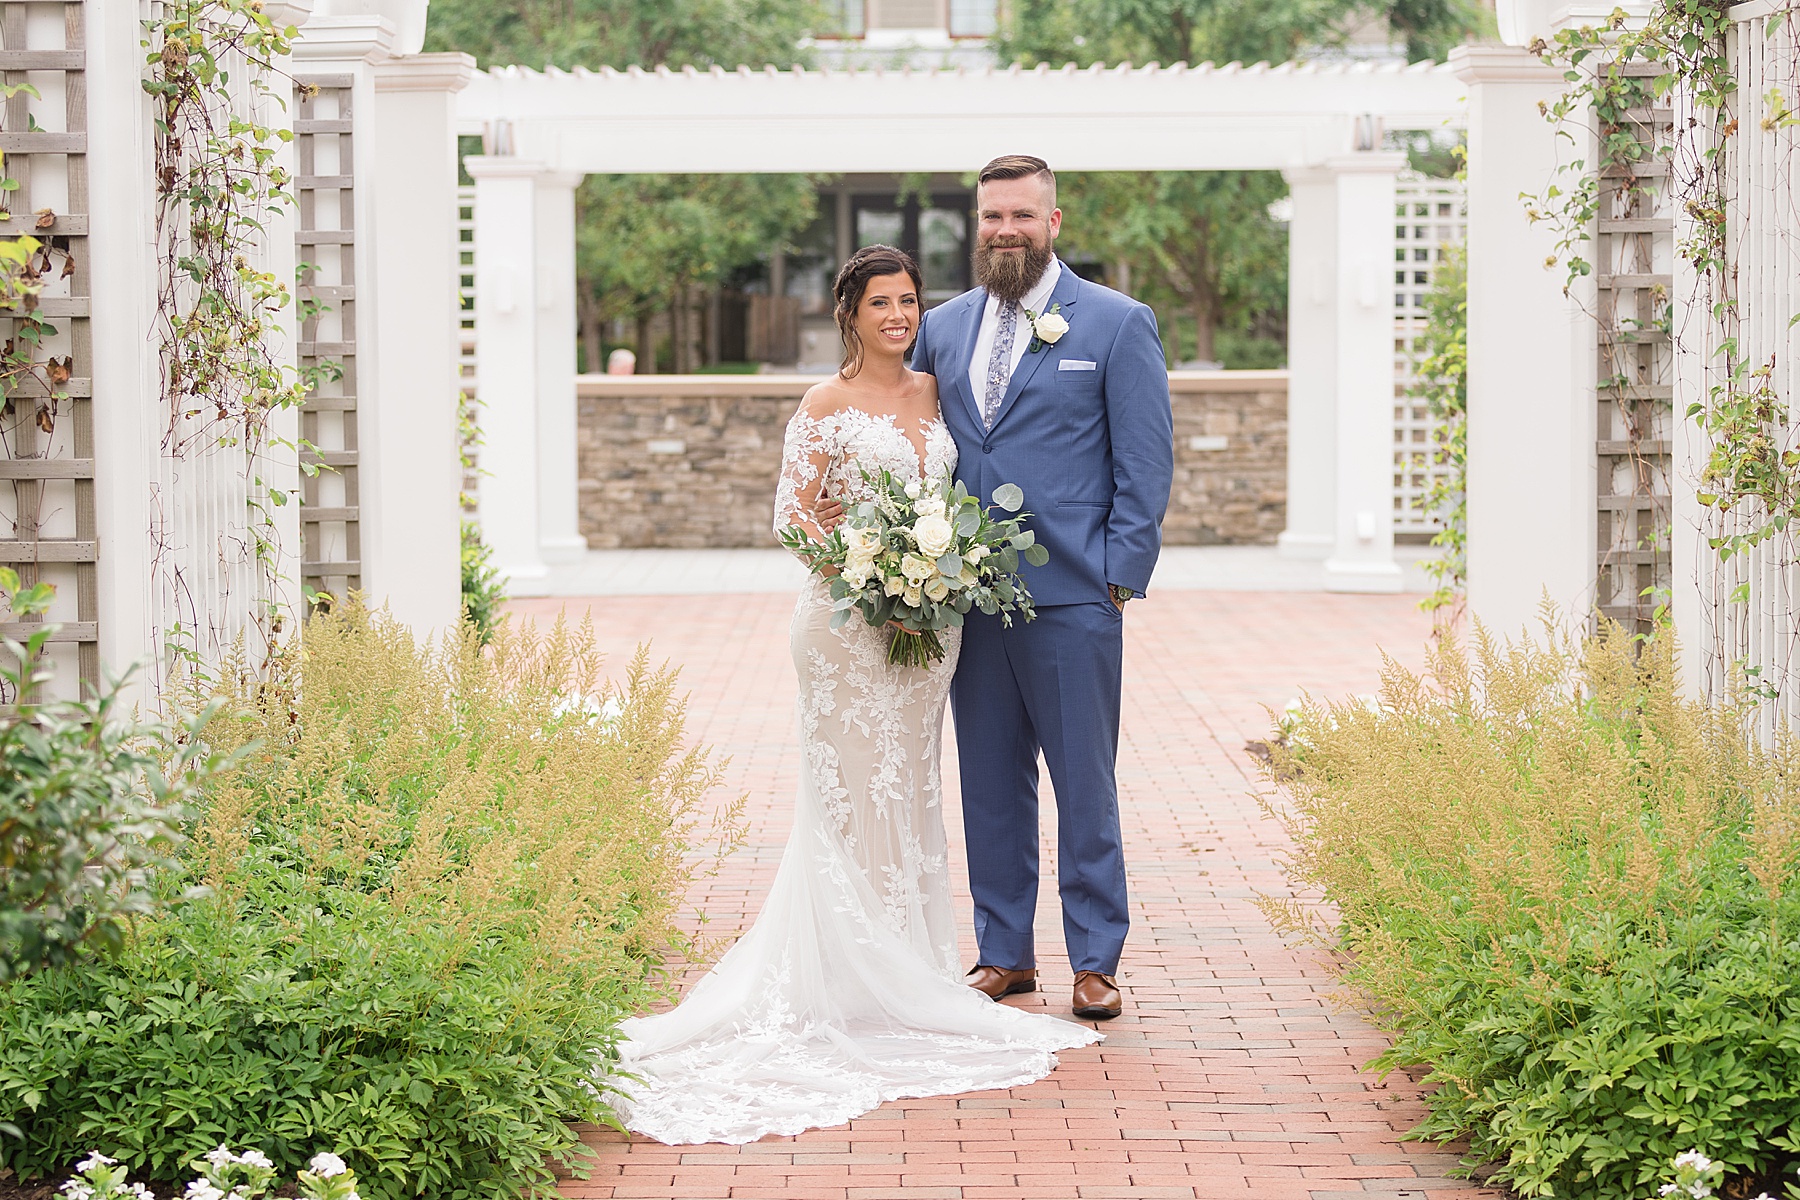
[966,544,989,563]
[846,525,881,555]
[884,575,906,597]
[900,553,936,585]
[842,564,871,589]
[957,565,977,586]
[903,585,923,607]
[924,576,951,602]
[905,480,922,499]
[1032,310,1070,344]
[914,490,947,518]
[911,514,955,558]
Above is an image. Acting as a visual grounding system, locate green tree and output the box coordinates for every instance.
[994,0,1479,70]
[994,0,1480,366]
[1056,170,1288,366]
[423,0,822,72]
[425,0,828,369]
[577,173,818,372]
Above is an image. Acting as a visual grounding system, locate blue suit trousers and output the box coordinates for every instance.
[950,600,1128,975]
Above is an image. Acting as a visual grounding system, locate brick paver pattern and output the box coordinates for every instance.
[508,589,1503,1200]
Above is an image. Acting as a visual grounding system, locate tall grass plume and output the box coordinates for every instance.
[1261,617,1800,1199]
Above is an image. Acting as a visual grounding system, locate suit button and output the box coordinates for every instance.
[982,444,992,454]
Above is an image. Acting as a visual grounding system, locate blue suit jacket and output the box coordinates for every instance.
[911,263,1174,608]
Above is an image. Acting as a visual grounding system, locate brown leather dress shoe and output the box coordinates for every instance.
[1072,971,1123,1019]
[967,964,1037,999]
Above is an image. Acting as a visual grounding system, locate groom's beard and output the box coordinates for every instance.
[974,235,1054,304]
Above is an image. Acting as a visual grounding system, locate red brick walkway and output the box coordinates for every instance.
[508,589,1500,1200]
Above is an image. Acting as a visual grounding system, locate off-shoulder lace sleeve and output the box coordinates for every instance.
[773,409,836,547]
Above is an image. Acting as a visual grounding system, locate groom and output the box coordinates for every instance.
[913,155,1173,1019]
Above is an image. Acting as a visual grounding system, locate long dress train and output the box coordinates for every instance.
[608,405,1099,1146]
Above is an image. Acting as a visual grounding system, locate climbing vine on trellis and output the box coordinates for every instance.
[0,75,77,457]
[1531,1,1799,580]
[142,0,317,672]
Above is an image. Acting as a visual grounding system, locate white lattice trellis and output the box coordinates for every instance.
[456,182,478,505]
[1392,175,1466,537]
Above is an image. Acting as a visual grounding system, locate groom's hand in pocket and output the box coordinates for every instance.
[810,494,844,533]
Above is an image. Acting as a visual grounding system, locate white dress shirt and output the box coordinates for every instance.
[966,257,1064,409]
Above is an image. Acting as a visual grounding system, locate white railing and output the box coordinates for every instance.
[1689,4,1800,730]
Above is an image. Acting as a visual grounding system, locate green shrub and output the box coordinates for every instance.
[0,604,735,1200]
[0,569,218,981]
[459,521,505,642]
[1264,622,1800,1199]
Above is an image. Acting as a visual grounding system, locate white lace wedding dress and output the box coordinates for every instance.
[608,405,1100,1146]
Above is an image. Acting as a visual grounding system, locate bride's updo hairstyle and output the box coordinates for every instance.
[832,244,924,379]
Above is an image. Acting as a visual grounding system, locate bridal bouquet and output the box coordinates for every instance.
[780,470,1048,668]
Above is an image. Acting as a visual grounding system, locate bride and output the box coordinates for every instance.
[610,244,1100,1146]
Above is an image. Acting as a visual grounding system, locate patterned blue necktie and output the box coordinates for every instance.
[982,300,1019,430]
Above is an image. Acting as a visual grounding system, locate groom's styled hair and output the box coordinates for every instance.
[978,154,1056,206]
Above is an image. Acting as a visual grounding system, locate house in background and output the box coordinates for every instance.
[811,0,1001,65]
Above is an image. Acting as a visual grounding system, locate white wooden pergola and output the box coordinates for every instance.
[456,61,1468,593]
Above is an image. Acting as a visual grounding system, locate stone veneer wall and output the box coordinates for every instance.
[575,372,1288,549]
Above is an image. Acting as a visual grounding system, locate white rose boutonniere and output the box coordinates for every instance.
[1024,302,1069,353]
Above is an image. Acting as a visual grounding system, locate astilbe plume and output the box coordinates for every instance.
[1259,615,1800,1198]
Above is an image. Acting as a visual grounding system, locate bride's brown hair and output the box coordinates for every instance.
[832,244,924,379]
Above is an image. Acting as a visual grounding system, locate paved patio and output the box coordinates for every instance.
[508,560,1497,1200]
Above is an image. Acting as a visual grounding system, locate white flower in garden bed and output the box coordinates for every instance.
[60,1146,360,1200]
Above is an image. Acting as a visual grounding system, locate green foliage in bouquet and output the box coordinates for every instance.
[780,471,1048,668]
[1262,620,1800,1199]
[0,603,738,1200]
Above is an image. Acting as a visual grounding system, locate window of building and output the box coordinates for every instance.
[853,192,972,306]
[817,0,867,37]
[949,0,998,36]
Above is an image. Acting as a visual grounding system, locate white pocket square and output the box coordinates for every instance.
[1058,359,1098,371]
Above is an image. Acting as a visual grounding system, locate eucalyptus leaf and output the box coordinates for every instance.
[830,609,852,629]
[937,553,963,576]
[955,510,980,537]
[1024,544,1050,567]
[992,482,1024,512]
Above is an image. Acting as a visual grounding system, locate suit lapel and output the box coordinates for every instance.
[988,264,1082,434]
[946,292,986,430]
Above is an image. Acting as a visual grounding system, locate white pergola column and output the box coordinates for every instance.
[1451,46,1595,633]
[466,156,549,592]
[1279,166,1338,560]
[1322,152,1406,594]
[532,171,588,564]
[367,53,477,635]
[87,0,163,689]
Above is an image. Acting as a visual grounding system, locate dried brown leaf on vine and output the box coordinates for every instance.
[34,403,52,434]
[59,252,74,280]
[32,208,53,230]
[45,356,72,386]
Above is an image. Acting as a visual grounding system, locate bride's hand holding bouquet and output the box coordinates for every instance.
[780,471,1048,668]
